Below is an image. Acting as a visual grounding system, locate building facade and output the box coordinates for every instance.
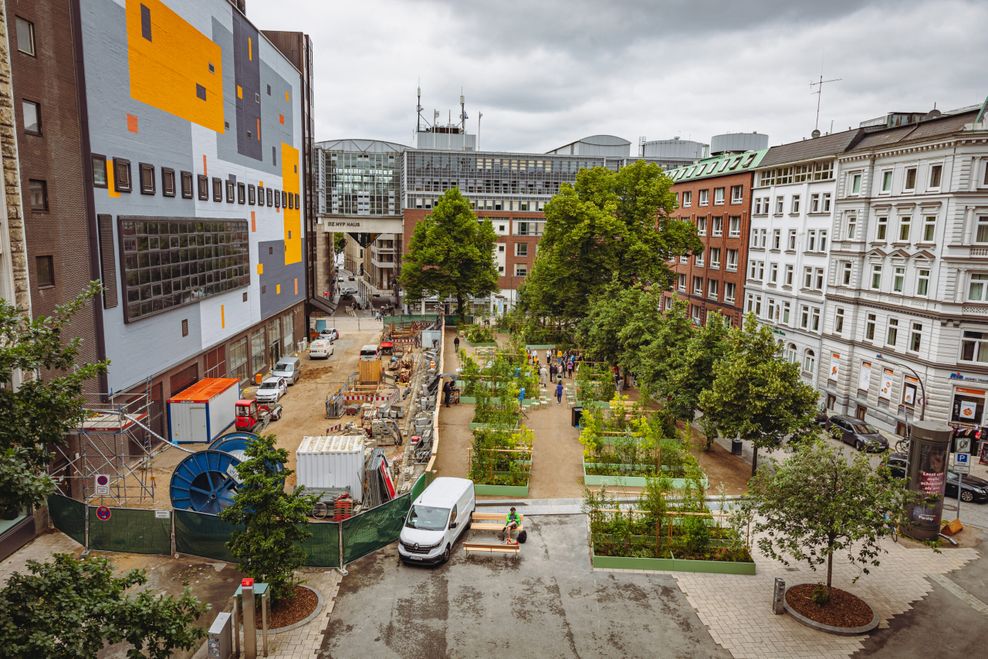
[820,107,988,435]
[745,130,862,385]
[665,150,766,326]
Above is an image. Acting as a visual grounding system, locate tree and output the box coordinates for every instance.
[0,281,107,516]
[578,280,666,369]
[519,160,700,339]
[399,188,498,318]
[631,299,694,400]
[699,315,818,474]
[221,434,317,602]
[740,439,911,602]
[0,553,205,658]
[667,311,731,436]
[333,233,346,257]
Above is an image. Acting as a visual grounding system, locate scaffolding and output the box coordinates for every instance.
[51,382,172,506]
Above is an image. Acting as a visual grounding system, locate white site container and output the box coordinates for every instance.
[296,435,366,501]
[167,378,240,444]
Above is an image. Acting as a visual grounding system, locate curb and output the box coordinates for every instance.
[269,585,324,634]
[782,593,879,636]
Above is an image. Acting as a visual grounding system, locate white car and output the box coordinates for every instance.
[309,339,335,359]
[255,377,288,403]
[319,327,339,342]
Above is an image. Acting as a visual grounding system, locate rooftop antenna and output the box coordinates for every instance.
[478,111,483,151]
[416,82,422,133]
[810,74,842,133]
[460,88,468,132]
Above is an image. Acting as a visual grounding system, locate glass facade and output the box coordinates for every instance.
[326,150,400,216]
[118,217,249,322]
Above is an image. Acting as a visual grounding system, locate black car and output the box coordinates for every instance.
[828,415,889,452]
[885,453,988,503]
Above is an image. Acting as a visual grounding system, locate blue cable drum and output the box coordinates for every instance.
[208,432,260,461]
[169,450,243,514]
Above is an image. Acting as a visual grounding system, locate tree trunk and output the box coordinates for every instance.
[750,444,759,476]
[456,294,465,322]
[826,547,833,592]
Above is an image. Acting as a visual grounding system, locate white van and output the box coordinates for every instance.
[399,477,475,565]
[271,356,302,385]
[359,344,380,359]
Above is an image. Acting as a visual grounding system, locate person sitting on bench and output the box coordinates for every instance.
[501,507,521,543]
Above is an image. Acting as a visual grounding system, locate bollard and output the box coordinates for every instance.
[772,577,786,614]
[207,612,233,659]
[242,579,257,659]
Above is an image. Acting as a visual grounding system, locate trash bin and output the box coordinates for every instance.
[572,406,584,428]
[731,438,743,456]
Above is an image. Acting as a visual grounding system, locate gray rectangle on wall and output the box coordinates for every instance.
[98,214,118,309]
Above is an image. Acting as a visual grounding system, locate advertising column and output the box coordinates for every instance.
[905,420,951,540]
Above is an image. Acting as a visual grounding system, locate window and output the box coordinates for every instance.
[880,170,893,194]
[514,264,528,277]
[709,247,721,268]
[728,216,740,237]
[886,318,899,346]
[181,171,193,199]
[693,276,703,295]
[714,187,725,205]
[787,229,797,251]
[850,172,862,195]
[968,273,988,302]
[784,342,797,362]
[784,264,794,286]
[781,301,791,325]
[266,187,273,207]
[772,229,781,250]
[677,274,686,292]
[799,305,810,329]
[922,215,936,242]
[691,305,702,324]
[22,100,41,134]
[161,168,175,197]
[865,313,876,340]
[767,299,778,321]
[698,189,709,206]
[712,216,723,236]
[898,216,911,241]
[803,267,814,289]
[248,184,256,205]
[15,16,35,56]
[810,193,820,212]
[113,158,131,192]
[197,175,208,200]
[904,167,917,191]
[822,193,832,212]
[845,211,857,239]
[92,155,107,188]
[697,216,706,235]
[841,261,852,285]
[695,249,705,267]
[225,180,235,203]
[910,322,923,352]
[708,279,719,299]
[724,282,736,303]
[514,243,528,257]
[730,185,743,204]
[35,255,54,287]
[212,177,222,202]
[682,191,692,207]
[791,194,800,213]
[870,264,882,290]
[835,307,845,334]
[807,230,818,252]
[916,268,930,296]
[928,164,942,189]
[237,182,246,205]
[803,349,816,376]
[819,230,828,252]
[726,249,738,271]
[28,179,48,211]
[893,266,905,292]
[977,217,988,243]
[961,331,988,363]
[138,163,155,195]
[876,216,888,241]
[775,196,784,214]
[769,262,778,284]
[181,319,189,337]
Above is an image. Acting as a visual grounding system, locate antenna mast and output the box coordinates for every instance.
[416,83,422,133]
[810,74,842,133]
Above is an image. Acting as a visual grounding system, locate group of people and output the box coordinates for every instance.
[529,348,581,404]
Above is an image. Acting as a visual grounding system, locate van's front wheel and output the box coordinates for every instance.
[442,545,451,563]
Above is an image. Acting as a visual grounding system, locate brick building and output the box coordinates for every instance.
[665,150,766,326]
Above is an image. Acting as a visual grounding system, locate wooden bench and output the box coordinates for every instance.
[463,542,520,555]
[470,511,524,533]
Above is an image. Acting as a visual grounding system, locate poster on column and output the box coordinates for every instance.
[903,375,918,406]
[829,352,841,381]
[858,361,872,392]
[879,368,894,400]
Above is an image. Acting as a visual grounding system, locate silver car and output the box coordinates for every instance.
[255,377,288,403]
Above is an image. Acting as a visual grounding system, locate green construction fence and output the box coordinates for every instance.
[88,506,171,555]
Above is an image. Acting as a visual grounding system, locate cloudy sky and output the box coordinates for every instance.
[251,0,988,154]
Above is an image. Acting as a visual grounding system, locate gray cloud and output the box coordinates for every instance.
[251,0,988,153]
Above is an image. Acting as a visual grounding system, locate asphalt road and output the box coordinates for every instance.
[319,515,729,659]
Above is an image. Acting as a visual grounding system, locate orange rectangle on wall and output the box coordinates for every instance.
[281,142,301,265]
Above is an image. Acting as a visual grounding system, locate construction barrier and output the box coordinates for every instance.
[47,495,85,546]
[88,506,171,555]
[341,493,412,565]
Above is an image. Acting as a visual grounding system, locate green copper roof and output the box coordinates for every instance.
[665,149,768,183]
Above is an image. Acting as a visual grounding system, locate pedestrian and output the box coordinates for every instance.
[540,365,548,387]
[550,363,557,381]
[568,359,575,378]
[443,380,453,407]
[555,380,563,404]
[546,349,552,364]
[453,335,460,352]
[518,386,526,407]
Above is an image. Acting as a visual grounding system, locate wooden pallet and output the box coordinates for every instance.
[464,542,520,555]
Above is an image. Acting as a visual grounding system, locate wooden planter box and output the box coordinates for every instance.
[590,550,756,575]
[468,421,520,431]
[582,460,706,489]
[474,482,530,497]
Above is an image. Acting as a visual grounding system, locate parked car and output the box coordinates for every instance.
[319,327,339,342]
[886,452,988,503]
[827,415,889,452]
[399,477,475,565]
[255,377,288,404]
[271,356,302,384]
[309,339,334,359]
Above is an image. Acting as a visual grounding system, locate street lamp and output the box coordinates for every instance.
[875,352,926,421]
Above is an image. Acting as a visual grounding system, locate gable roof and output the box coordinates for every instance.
[757,128,863,168]
[851,111,978,152]
[665,149,767,183]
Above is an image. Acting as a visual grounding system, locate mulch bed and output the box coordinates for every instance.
[269,585,318,629]
[785,584,874,628]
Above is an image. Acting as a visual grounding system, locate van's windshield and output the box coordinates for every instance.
[405,505,450,531]
[275,363,293,371]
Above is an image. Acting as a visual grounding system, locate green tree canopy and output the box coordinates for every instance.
[0,553,204,658]
[519,160,699,339]
[667,310,732,433]
[221,434,317,602]
[739,439,911,601]
[699,315,818,473]
[399,188,498,317]
[631,299,695,401]
[578,280,668,369]
[0,282,107,515]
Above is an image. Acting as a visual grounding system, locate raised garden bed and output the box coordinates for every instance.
[475,482,530,497]
[583,459,707,489]
[783,584,878,635]
[590,551,756,575]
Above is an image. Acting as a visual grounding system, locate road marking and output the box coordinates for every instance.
[929,574,988,617]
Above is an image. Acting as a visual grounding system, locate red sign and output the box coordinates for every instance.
[241,578,254,588]
[95,506,111,521]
